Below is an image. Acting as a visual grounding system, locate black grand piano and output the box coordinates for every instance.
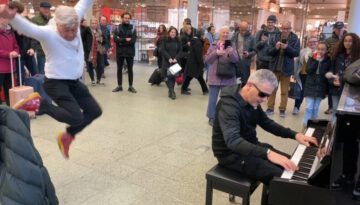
[268,83,360,205]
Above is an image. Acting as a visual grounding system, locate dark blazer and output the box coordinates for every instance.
[268,32,300,76]
[80,25,92,62]
[0,106,58,205]
[185,37,204,78]
[113,23,137,57]
[304,57,331,99]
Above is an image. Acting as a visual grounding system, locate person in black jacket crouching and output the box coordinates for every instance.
[212,69,318,189]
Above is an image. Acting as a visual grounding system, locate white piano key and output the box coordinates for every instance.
[281,127,315,179]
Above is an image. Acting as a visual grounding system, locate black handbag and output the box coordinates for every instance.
[216,58,236,78]
[288,81,302,99]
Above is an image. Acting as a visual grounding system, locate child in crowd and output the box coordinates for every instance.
[302,42,330,127]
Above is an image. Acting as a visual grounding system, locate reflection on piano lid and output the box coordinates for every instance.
[337,83,360,116]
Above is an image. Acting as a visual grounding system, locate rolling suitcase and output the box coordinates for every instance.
[9,56,34,108]
[148,68,162,85]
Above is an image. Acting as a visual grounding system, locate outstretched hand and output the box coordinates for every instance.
[0,4,17,19]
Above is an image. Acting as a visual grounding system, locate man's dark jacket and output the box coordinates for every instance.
[0,106,58,205]
[268,32,300,76]
[212,85,297,160]
[113,23,137,57]
[31,13,51,56]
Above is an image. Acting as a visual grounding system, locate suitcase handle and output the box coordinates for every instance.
[10,55,22,88]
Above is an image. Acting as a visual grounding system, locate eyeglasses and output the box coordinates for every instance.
[253,83,271,98]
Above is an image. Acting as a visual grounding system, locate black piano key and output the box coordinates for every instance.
[293,171,308,179]
[298,167,311,173]
[292,176,306,181]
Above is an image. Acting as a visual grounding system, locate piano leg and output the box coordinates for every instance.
[261,185,269,205]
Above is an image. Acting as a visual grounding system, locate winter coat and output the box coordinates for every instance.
[254,28,281,69]
[0,27,19,73]
[304,57,331,99]
[268,32,300,76]
[100,24,111,50]
[113,23,137,57]
[231,31,256,69]
[328,53,350,96]
[212,85,297,159]
[180,33,192,59]
[160,37,182,76]
[205,42,239,86]
[184,37,204,78]
[31,13,51,56]
[0,106,58,205]
[80,25,92,62]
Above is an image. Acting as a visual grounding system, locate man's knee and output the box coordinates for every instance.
[67,113,84,126]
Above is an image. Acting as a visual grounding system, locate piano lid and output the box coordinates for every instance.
[336,83,360,116]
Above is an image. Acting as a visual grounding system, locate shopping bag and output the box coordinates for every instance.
[169,63,182,75]
[288,81,301,99]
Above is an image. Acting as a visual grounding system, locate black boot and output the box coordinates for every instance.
[169,90,176,100]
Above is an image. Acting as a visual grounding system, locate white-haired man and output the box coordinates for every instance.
[0,0,102,159]
[212,69,317,202]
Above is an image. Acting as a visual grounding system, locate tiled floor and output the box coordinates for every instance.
[31,61,332,205]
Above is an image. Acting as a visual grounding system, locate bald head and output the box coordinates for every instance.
[239,21,249,36]
[280,21,292,38]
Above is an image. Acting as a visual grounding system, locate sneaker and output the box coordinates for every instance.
[57,132,74,159]
[353,180,360,199]
[112,86,123,92]
[13,92,41,112]
[292,107,299,115]
[181,90,191,95]
[208,119,214,126]
[324,108,333,114]
[96,80,105,85]
[128,87,137,93]
[330,174,354,190]
[91,81,96,86]
[203,90,209,95]
[279,111,286,118]
[265,109,274,116]
[101,74,106,78]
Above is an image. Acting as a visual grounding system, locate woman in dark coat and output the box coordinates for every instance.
[181,31,208,95]
[180,24,192,71]
[155,24,167,69]
[327,33,360,197]
[160,26,182,100]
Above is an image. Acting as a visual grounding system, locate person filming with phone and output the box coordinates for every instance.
[265,21,300,118]
[205,26,239,126]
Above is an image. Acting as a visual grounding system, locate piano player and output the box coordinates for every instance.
[212,69,318,203]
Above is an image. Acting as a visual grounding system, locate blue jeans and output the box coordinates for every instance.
[331,95,340,125]
[207,85,223,120]
[303,97,322,126]
[36,54,46,74]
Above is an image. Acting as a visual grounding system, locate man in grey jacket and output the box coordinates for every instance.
[231,21,255,85]
[212,69,317,187]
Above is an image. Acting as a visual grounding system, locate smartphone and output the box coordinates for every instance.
[224,40,232,48]
[281,39,287,44]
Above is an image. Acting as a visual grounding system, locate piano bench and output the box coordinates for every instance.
[205,164,261,205]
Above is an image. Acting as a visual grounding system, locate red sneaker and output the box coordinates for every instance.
[57,132,74,159]
[13,92,41,112]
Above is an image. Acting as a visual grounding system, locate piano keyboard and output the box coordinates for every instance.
[281,127,325,181]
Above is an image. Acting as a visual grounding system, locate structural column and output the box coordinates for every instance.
[187,0,198,27]
[348,0,360,35]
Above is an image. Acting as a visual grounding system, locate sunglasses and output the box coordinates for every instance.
[253,83,271,98]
